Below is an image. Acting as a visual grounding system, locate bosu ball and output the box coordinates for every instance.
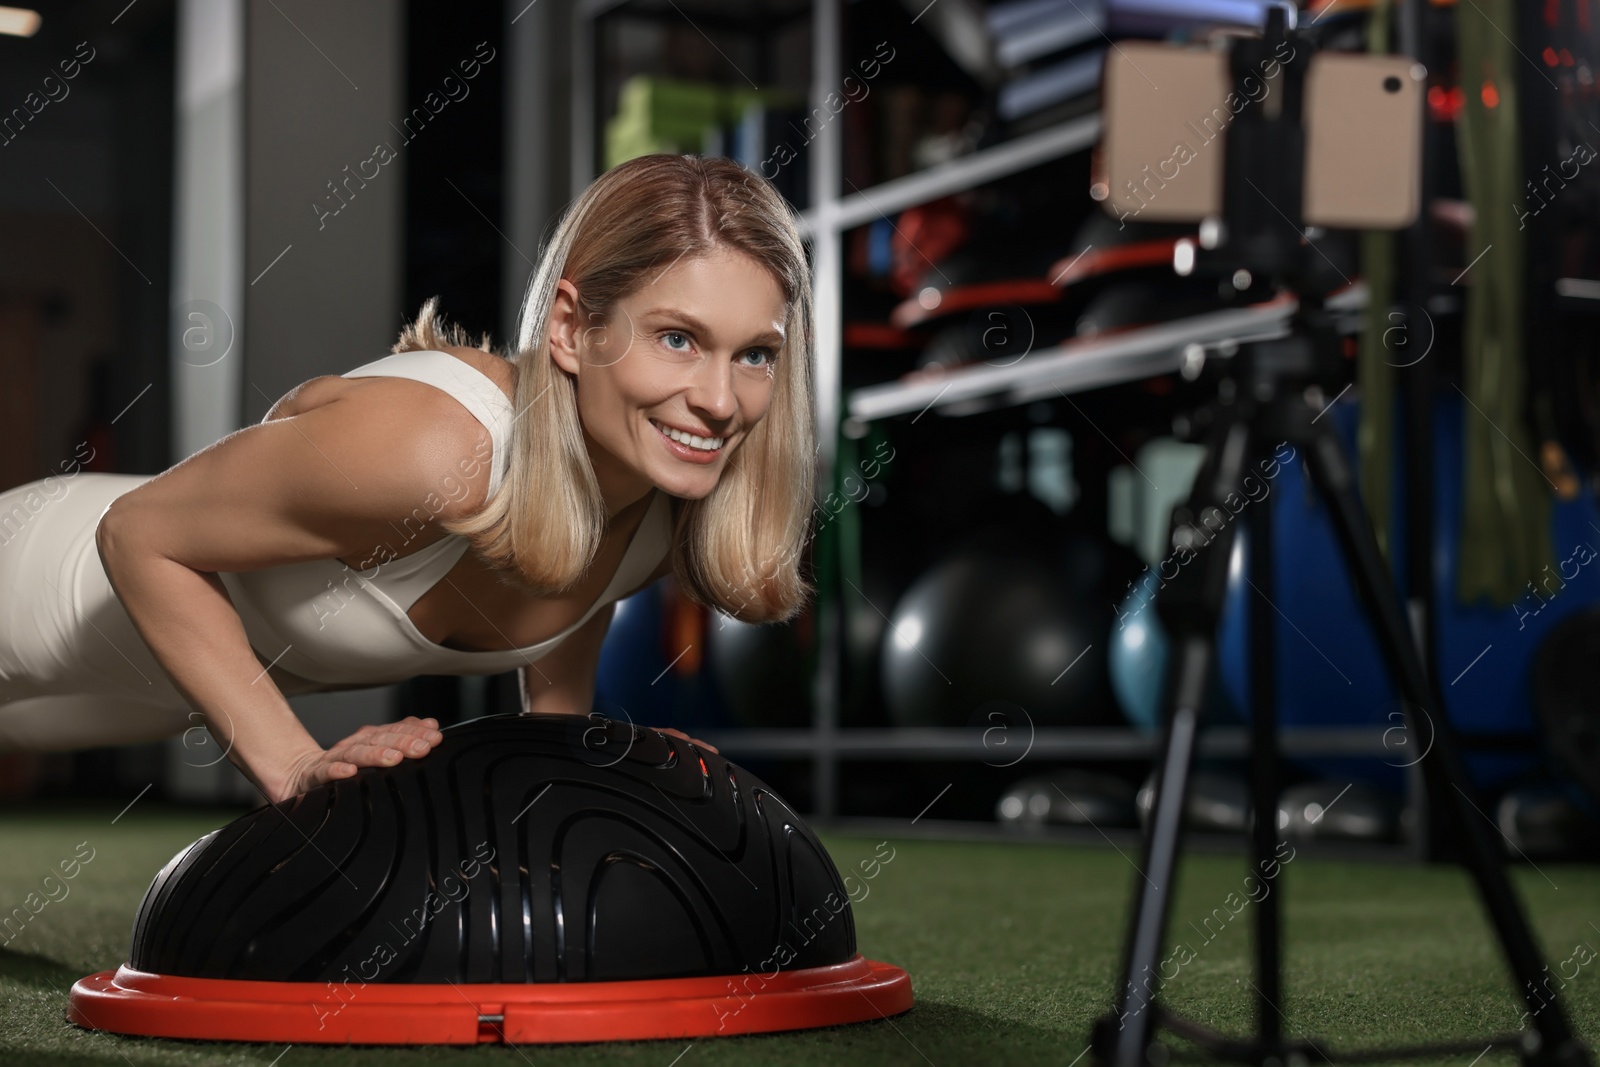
[67,713,913,1044]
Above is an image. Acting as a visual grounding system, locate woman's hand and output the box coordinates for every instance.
[271,716,444,804]
[655,726,719,755]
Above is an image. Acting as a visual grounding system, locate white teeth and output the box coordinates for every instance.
[654,420,723,451]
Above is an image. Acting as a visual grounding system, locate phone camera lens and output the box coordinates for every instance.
[1383,75,1402,93]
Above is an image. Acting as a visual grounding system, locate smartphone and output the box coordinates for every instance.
[1097,38,1422,230]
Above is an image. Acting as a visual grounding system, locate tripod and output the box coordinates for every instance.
[1090,12,1594,1067]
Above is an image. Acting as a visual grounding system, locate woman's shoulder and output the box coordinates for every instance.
[332,346,517,448]
[430,345,517,409]
[260,346,512,420]
[258,356,505,521]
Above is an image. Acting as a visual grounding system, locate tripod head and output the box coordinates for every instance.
[1168,6,1366,408]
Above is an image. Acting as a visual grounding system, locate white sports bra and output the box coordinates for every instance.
[215,350,672,688]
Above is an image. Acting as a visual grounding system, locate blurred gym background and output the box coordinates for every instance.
[1,0,1598,864]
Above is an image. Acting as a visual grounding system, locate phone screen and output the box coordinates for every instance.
[1098,39,1421,231]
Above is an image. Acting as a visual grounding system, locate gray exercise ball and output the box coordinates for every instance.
[880,549,1108,727]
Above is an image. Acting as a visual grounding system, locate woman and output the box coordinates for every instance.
[0,153,816,804]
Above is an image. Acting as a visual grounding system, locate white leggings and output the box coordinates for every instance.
[0,473,194,751]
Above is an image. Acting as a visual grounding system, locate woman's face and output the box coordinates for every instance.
[550,246,789,507]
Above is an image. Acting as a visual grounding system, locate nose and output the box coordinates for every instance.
[685,353,738,424]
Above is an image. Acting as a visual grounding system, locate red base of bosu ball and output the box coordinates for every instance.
[70,955,912,1045]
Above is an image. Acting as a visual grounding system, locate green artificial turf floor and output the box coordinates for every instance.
[0,806,1595,1067]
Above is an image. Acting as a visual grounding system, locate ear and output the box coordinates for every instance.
[547,278,583,377]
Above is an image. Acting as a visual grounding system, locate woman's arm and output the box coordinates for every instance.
[518,558,718,753]
[518,602,616,718]
[95,378,490,803]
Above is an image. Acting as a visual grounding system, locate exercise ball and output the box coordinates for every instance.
[1110,567,1241,733]
[594,584,677,720]
[881,547,1119,727]
[707,613,813,727]
[838,566,902,726]
[596,583,734,733]
[1532,608,1600,814]
[1109,568,1166,732]
[1215,391,1600,792]
[69,714,911,1045]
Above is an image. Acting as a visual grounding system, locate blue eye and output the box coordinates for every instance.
[662,331,691,351]
[741,348,775,367]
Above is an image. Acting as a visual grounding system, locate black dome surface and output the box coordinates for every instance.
[128,714,856,984]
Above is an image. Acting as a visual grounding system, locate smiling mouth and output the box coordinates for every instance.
[650,418,725,453]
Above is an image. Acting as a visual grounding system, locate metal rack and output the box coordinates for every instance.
[568,0,1404,834]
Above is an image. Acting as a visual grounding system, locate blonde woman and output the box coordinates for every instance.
[0,154,816,804]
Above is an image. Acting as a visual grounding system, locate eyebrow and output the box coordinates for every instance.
[639,306,785,349]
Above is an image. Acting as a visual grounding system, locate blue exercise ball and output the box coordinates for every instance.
[1215,391,1600,792]
[595,583,734,732]
[1109,566,1240,734]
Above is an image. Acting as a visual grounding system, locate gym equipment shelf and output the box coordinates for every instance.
[688,725,1400,759]
[844,295,1310,423]
[569,0,1399,830]
[795,110,1102,237]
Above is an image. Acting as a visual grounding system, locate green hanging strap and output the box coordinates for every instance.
[1454,0,1554,607]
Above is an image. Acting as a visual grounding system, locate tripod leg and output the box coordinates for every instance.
[1103,642,1207,1065]
[1098,420,1256,1066]
[1299,420,1590,1067]
[1246,472,1282,1053]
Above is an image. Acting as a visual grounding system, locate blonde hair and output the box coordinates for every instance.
[393,154,816,624]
